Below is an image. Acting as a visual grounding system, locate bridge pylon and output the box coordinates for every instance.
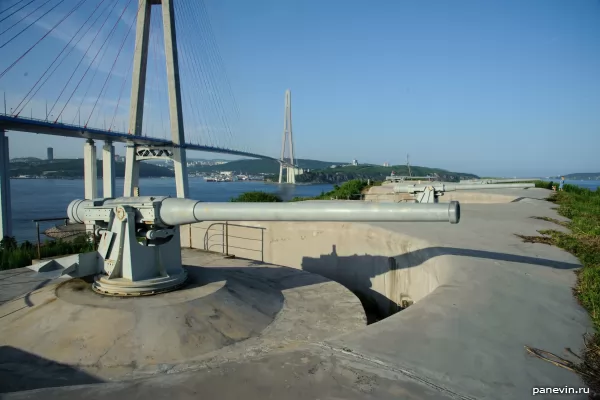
[279,90,297,184]
[123,0,189,198]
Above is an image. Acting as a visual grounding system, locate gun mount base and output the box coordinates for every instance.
[93,270,188,296]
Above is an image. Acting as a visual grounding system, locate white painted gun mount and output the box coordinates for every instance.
[393,182,535,203]
[67,196,461,296]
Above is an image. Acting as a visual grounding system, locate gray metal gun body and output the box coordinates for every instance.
[385,175,436,182]
[67,197,461,296]
[393,182,534,203]
[459,178,538,184]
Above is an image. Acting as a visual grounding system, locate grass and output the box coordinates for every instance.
[0,234,95,271]
[290,179,375,202]
[517,181,600,393]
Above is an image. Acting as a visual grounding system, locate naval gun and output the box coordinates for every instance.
[459,178,538,184]
[67,196,461,296]
[393,182,535,203]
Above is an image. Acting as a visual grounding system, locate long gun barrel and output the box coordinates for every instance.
[66,196,461,296]
[459,178,538,184]
[68,196,461,225]
[393,182,534,193]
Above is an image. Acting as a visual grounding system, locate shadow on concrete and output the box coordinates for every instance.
[301,245,581,323]
[0,346,102,393]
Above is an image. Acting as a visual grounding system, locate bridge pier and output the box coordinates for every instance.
[102,141,115,198]
[0,130,12,239]
[83,139,97,200]
[163,0,189,198]
[125,0,188,198]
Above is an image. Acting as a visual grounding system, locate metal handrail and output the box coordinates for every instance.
[32,216,69,260]
[31,216,91,260]
[202,222,265,262]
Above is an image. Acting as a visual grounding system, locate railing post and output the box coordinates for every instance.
[225,221,229,256]
[261,229,264,263]
[222,224,225,254]
[188,224,192,248]
[36,222,41,260]
[93,224,98,250]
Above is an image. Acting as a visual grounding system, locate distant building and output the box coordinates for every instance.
[383,162,389,167]
[47,147,53,161]
[352,159,358,166]
[114,155,126,162]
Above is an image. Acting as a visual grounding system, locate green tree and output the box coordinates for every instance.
[231,191,283,202]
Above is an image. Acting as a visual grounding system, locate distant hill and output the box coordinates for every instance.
[188,158,346,174]
[295,165,479,184]
[10,157,42,163]
[9,159,173,178]
[564,173,600,180]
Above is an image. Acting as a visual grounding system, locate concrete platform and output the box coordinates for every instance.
[0,187,592,400]
[0,253,366,393]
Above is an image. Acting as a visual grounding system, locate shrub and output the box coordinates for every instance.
[0,234,94,271]
[231,191,283,202]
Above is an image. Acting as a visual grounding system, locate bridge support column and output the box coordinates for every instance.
[278,164,283,183]
[0,130,12,239]
[125,0,152,197]
[162,0,189,198]
[102,141,115,198]
[84,139,97,200]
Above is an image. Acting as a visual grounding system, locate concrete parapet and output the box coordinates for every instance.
[182,220,448,316]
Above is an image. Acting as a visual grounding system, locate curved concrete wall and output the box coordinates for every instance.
[182,221,454,317]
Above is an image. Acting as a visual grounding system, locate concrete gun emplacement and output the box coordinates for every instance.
[67,196,461,296]
[392,182,535,203]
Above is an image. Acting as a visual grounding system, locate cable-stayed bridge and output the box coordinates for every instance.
[0,0,300,237]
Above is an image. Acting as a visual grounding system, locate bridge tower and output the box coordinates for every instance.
[279,90,296,184]
[123,0,189,198]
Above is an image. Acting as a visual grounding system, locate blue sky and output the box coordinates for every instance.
[1,0,599,177]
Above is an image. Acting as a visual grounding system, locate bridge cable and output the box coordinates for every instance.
[193,1,238,151]
[197,0,243,151]
[107,41,134,132]
[184,0,233,149]
[85,0,143,127]
[0,0,39,25]
[176,0,220,148]
[191,1,233,149]
[0,0,76,81]
[176,0,216,147]
[68,0,122,124]
[13,0,108,117]
[0,0,66,50]
[177,0,216,147]
[18,0,116,121]
[0,0,29,16]
[46,0,121,120]
[51,0,134,123]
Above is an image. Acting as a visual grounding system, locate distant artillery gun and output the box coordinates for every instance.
[458,178,538,185]
[392,183,535,203]
[385,175,437,183]
[64,196,461,296]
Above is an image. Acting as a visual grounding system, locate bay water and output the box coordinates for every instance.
[8,178,599,243]
[10,178,334,243]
